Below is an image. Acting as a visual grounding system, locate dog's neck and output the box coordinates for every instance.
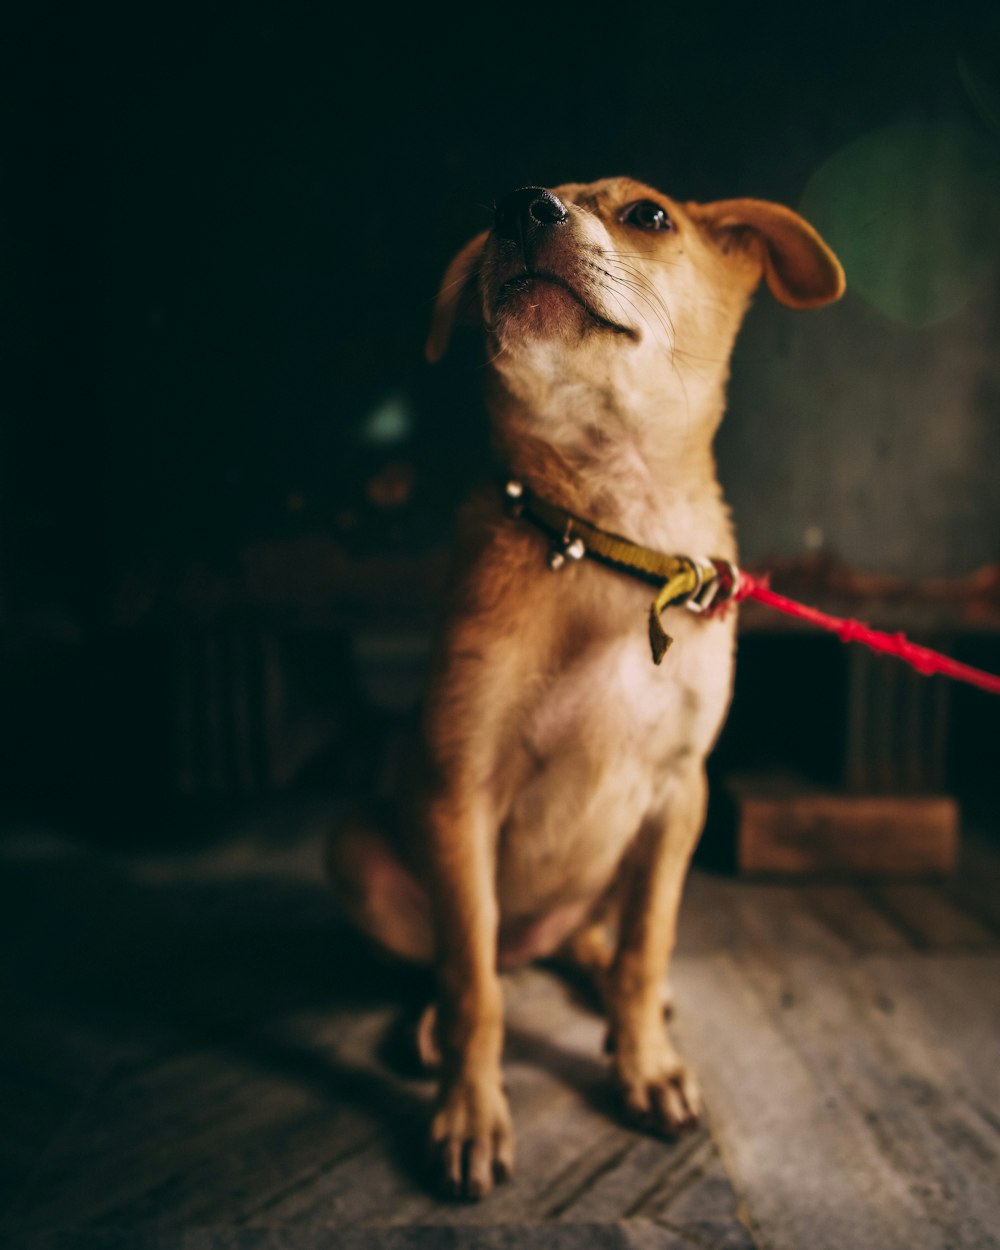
[486,371,728,542]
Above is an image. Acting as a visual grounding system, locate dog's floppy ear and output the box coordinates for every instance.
[425,231,488,363]
[694,199,845,309]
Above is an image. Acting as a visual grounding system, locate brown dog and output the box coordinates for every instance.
[326,177,844,1199]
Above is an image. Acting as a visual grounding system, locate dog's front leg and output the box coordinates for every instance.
[423,788,513,1199]
[606,764,707,1134]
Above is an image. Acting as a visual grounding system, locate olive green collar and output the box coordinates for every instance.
[502,478,738,663]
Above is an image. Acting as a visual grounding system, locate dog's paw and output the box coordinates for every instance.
[613,1039,702,1136]
[429,1074,515,1201]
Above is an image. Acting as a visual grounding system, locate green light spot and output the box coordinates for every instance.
[800,118,1000,327]
[360,393,412,445]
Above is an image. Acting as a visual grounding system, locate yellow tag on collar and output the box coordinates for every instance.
[648,569,700,664]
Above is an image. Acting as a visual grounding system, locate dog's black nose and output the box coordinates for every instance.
[494,186,569,245]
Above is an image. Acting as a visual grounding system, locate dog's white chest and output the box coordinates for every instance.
[495,612,732,921]
[529,631,675,758]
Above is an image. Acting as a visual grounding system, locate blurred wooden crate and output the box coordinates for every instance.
[731,773,959,876]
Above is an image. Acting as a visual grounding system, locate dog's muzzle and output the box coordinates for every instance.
[488,186,637,341]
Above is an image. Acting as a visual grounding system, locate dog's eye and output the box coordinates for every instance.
[620,200,672,232]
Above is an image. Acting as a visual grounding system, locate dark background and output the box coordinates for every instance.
[2,3,998,840]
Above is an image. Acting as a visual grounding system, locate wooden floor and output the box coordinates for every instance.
[2,801,999,1250]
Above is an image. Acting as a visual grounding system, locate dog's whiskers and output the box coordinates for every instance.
[590,258,676,349]
[592,260,692,436]
[601,284,676,369]
[611,251,682,268]
[672,347,731,365]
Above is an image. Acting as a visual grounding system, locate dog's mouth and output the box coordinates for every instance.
[493,271,638,341]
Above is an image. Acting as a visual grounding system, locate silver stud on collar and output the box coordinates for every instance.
[548,529,586,571]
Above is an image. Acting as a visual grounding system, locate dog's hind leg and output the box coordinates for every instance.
[324,811,435,965]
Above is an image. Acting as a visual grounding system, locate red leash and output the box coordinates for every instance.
[732,570,1000,697]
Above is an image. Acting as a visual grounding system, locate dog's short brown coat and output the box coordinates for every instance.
[327,177,844,1199]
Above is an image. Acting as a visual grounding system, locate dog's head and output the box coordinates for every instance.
[427,177,843,435]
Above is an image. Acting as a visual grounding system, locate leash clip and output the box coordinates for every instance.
[684,557,737,614]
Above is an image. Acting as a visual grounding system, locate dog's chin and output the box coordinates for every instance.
[490,274,636,344]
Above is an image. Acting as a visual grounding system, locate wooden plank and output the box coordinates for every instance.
[2,964,752,1242]
[4,818,732,1238]
[0,1225,688,1249]
[732,777,959,876]
[796,884,914,953]
[860,952,1000,1115]
[864,883,997,949]
[7,813,999,1248]
[673,871,749,956]
[793,952,1000,1245]
[762,948,1000,1244]
[3,1043,384,1234]
[946,826,1000,932]
[679,871,862,960]
[670,934,1000,1250]
[672,952,935,1250]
